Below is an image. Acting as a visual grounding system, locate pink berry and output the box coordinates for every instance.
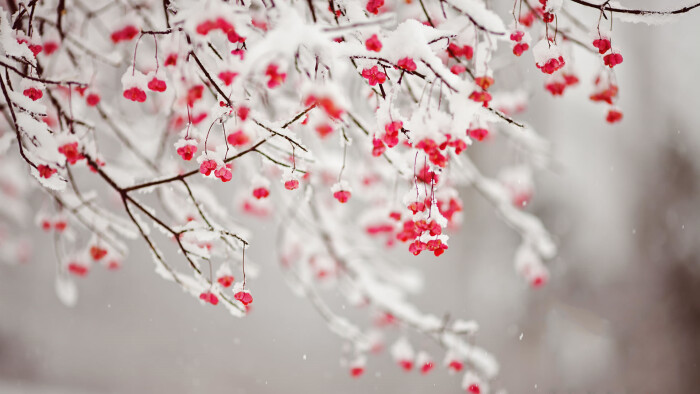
[284,179,299,190]
[468,128,489,142]
[215,166,233,182]
[176,144,197,161]
[199,159,218,176]
[227,130,250,146]
[397,57,417,72]
[365,34,382,52]
[253,187,270,199]
[333,190,351,203]
[361,66,386,86]
[372,137,386,157]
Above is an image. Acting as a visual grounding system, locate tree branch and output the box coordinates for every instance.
[569,0,700,15]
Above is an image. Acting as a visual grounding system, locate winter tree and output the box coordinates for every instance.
[0,0,698,392]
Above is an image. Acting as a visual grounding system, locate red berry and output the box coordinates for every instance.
[199,291,219,305]
[253,187,270,199]
[350,366,364,377]
[164,53,178,66]
[372,137,386,157]
[217,275,235,287]
[563,73,579,86]
[361,66,386,86]
[111,25,139,43]
[199,159,218,176]
[333,190,351,203]
[43,41,59,55]
[218,71,238,86]
[28,44,43,56]
[176,144,197,161]
[468,127,489,142]
[447,43,474,60]
[284,179,299,190]
[237,106,250,121]
[397,57,417,72]
[37,165,56,179]
[215,166,232,182]
[227,29,245,44]
[315,123,334,138]
[227,130,250,146]
[512,42,529,56]
[196,20,216,35]
[545,81,566,96]
[451,65,467,75]
[265,64,286,88]
[68,262,89,277]
[365,34,382,52]
[474,76,494,90]
[366,0,384,14]
[23,87,42,101]
[519,11,535,27]
[187,85,204,106]
[383,121,402,148]
[537,56,566,74]
[123,87,147,102]
[89,246,108,261]
[234,290,253,305]
[592,38,611,54]
[147,77,167,92]
[86,93,101,106]
[448,360,464,372]
[409,240,426,255]
[54,221,67,232]
[603,52,623,68]
[58,142,85,164]
[468,90,492,106]
[606,109,623,123]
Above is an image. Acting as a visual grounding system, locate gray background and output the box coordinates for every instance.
[2,1,700,393]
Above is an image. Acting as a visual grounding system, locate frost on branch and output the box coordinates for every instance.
[1,0,697,391]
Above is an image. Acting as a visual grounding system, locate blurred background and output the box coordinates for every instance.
[2,1,700,393]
